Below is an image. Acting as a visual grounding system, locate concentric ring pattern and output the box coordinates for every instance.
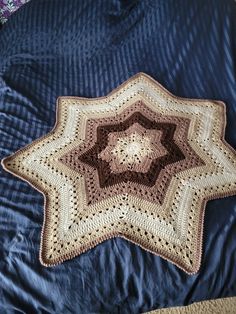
[2,73,236,274]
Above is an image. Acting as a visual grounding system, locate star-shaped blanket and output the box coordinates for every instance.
[2,73,236,274]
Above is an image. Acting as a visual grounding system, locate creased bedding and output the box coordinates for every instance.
[0,0,236,313]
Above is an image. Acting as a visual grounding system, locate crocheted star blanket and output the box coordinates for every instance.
[2,73,236,274]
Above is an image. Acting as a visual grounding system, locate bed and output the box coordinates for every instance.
[0,0,236,313]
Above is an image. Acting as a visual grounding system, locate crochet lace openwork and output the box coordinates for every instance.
[2,73,236,274]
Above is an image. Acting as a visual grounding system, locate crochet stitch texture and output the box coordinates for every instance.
[2,73,236,274]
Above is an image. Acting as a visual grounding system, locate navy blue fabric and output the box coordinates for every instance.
[0,0,236,313]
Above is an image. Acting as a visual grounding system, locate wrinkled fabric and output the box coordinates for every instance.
[0,0,236,313]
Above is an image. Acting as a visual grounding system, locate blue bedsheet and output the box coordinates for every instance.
[0,0,236,313]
